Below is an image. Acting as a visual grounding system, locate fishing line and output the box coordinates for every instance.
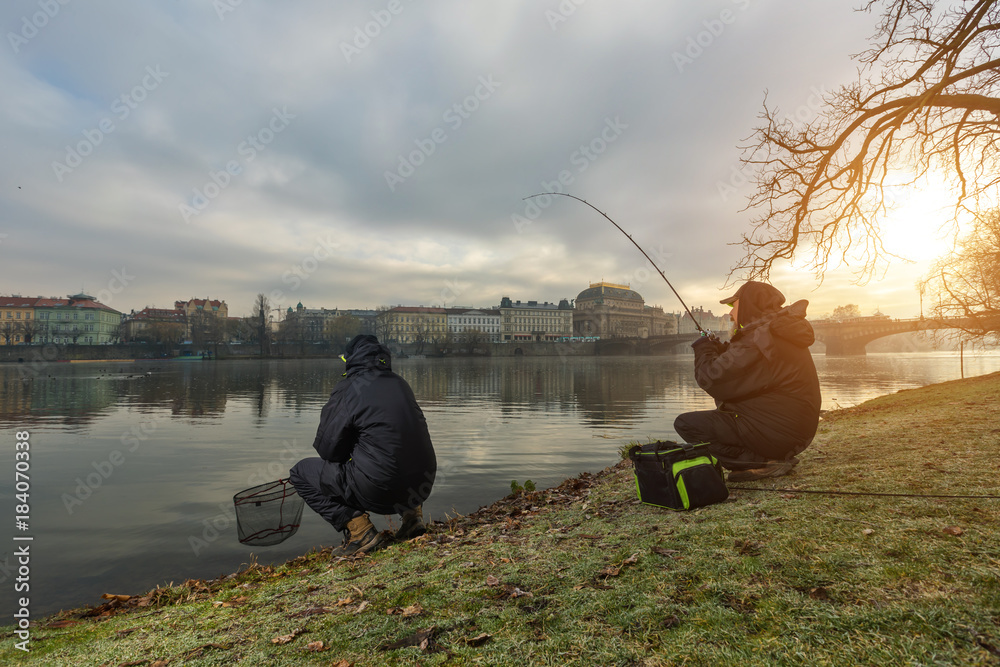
[728,485,1000,500]
[524,192,706,333]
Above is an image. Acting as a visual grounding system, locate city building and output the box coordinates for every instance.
[678,306,730,334]
[33,293,122,345]
[573,282,674,338]
[498,297,574,342]
[122,307,187,343]
[283,302,342,342]
[174,298,230,342]
[345,309,378,337]
[379,307,447,344]
[0,296,40,345]
[446,308,502,343]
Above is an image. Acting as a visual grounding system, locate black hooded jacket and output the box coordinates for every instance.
[692,282,822,454]
[312,335,436,513]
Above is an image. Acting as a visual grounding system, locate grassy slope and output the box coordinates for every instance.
[4,373,1000,666]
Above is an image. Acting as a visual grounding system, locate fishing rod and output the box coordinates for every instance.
[524,192,706,333]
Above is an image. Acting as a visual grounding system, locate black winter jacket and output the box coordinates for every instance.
[312,336,436,513]
[692,293,821,454]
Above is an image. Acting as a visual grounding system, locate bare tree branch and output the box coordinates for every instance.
[737,0,1000,282]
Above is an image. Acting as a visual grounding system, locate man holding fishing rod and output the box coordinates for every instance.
[523,194,820,482]
[289,334,436,557]
[674,280,822,482]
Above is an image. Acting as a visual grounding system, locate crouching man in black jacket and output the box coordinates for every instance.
[290,335,436,557]
[674,281,821,482]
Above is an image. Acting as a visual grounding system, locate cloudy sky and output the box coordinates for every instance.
[2,0,942,320]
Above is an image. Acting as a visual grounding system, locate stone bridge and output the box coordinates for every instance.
[595,332,713,355]
[811,314,1000,355]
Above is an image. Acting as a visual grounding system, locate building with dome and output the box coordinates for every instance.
[573,282,675,339]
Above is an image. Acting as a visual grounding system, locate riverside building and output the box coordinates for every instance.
[498,297,574,342]
[573,282,674,339]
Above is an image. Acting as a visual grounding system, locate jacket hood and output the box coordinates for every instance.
[752,299,815,355]
[344,334,392,373]
[732,281,786,329]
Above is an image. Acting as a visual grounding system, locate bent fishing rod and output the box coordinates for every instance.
[524,192,706,333]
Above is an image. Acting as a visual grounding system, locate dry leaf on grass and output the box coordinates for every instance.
[387,602,423,617]
[271,628,304,644]
[379,626,440,652]
[861,528,875,536]
[354,600,370,614]
[306,640,327,652]
[943,526,965,536]
[463,632,492,647]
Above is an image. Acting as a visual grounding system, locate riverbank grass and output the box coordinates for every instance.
[3,373,1000,665]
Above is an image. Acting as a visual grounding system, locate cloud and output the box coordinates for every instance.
[1,0,911,318]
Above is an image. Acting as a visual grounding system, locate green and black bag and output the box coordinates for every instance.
[628,441,729,510]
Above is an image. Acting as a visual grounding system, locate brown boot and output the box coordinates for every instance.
[395,506,426,541]
[330,513,388,558]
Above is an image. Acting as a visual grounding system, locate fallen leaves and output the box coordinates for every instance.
[597,553,640,579]
[387,602,423,617]
[734,539,763,556]
[380,626,442,653]
[943,526,965,536]
[271,628,305,645]
[463,632,492,647]
[211,595,248,609]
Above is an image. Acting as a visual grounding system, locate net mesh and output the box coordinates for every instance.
[233,478,305,546]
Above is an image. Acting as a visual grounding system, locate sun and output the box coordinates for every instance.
[877,178,963,262]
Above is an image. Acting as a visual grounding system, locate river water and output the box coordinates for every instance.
[2,351,999,617]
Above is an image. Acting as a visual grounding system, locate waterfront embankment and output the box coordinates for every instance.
[2,373,999,665]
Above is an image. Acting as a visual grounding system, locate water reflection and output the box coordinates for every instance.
[1,352,998,618]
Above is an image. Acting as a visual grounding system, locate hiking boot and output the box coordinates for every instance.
[330,513,389,558]
[395,506,426,541]
[726,460,796,482]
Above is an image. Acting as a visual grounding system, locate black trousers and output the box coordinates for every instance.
[288,457,366,532]
[673,409,803,467]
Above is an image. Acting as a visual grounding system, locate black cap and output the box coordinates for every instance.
[719,284,745,306]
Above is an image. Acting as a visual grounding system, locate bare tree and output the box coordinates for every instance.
[251,293,271,357]
[373,306,393,343]
[1,320,15,345]
[737,0,1000,282]
[920,207,1000,340]
[19,320,37,345]
[326,314,361,348]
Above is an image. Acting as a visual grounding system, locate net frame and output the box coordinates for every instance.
[233,478,304,546]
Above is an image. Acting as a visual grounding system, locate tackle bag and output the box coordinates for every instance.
[628,441,728,511]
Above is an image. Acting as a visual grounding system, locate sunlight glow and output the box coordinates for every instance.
[878,179,963,262]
